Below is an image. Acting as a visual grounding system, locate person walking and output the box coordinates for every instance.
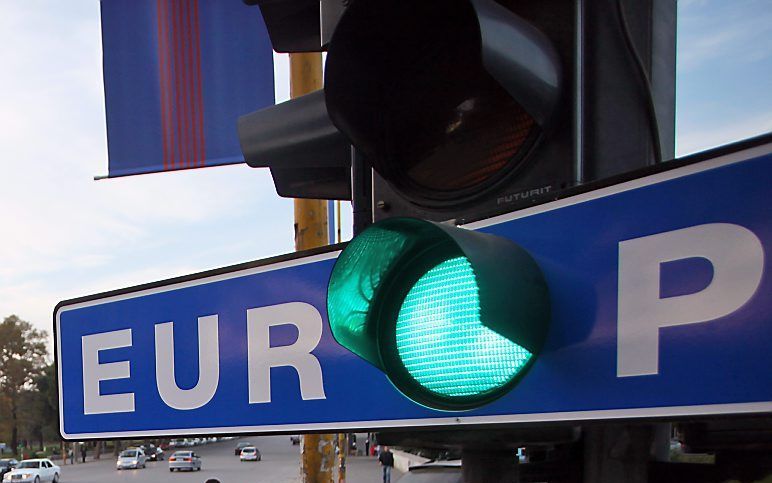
[80,445,86,463]
[378,445,394,483]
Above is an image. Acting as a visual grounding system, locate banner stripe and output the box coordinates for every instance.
[192,0,206,167]
[157,0,208,170]
[184,0,199,167]
[182,0,194,168]
[171,0,184,168]
[156,0,171,170]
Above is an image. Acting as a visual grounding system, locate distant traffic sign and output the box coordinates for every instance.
[56,139,772,439]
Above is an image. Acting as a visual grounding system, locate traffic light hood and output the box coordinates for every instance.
[327,218,550,410]
[238,89,352,199]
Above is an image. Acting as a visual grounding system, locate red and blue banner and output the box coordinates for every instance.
[101,0,274,177]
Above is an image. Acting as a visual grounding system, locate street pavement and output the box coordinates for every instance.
[57,436,402,482]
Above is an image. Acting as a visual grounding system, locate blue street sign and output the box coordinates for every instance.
[55,139,772,439]
[101,0,274,177]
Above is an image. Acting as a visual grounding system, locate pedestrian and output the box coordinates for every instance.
[365,436,370,457]
[81,445,86,463]
[68,448,73,465]
[378,445,394,483]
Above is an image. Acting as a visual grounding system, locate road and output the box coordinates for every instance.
[58,436,401,482]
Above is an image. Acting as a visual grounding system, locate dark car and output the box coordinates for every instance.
[0,459,19,479]
[142,445,164,461]
[399,460,463,483]
[235,442,253,456]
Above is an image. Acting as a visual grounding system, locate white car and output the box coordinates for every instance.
[2,459,60,483]
[116,449,147,470]
[168,451,202,472]
[239,446,261,462]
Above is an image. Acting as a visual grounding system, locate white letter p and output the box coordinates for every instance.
[617,223,763,377]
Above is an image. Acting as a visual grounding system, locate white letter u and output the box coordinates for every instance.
[155,315,220,410]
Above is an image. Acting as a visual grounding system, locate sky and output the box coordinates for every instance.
[0,0,770,352]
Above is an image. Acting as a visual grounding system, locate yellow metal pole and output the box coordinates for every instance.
[290,51,336,483]
[336,201,342,243]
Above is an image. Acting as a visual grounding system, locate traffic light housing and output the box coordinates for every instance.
[239,0,674,218]
[324,0,574,223]
[238,0,674,410]
[325,0,569,222]
[238,90,352,200]
[327,218,549,410]
[324,0,674,223]
[243,0,322,52]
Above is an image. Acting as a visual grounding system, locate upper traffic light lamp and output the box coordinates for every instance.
[327,218,550,410]
[239,0,674,218]
[325,0,563,213]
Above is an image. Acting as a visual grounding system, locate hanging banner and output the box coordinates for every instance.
[101,0,275,177]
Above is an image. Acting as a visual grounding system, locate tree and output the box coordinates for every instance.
[29,364,59,450]
[0,315,48,455]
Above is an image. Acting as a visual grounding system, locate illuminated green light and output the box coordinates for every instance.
[395,257,532,398]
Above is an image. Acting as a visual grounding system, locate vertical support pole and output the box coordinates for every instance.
[351,148,372,236]
[337,433,347,483]
[336,201,342,243]
[290,50,335,483]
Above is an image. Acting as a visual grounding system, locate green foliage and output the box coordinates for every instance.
[0,315,49,453]
[0,315,48,391]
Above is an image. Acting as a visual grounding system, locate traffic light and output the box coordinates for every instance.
[238,0,674,409]
[239,0,674,214]
[322,0,674,223]
[324,0,567,223]
[327,217,549,410]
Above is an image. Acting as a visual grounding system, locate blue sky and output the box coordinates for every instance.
[0,0,769,346]
[676,0,772,153]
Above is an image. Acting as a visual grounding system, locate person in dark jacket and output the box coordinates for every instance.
[378,446,394,483]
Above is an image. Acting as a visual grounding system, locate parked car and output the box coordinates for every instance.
[239,446,261,462]
[290,435,300,445]
[116,449,147,470]
[398,460,463,483]
[235,441,253,455]
[2,458,60,483]
[168,451,202,472]
[170,438,191,448]
[0,459,18,480]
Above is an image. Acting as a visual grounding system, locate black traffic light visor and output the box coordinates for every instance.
[238,90,353,199]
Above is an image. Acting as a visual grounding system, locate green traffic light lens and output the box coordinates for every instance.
[327,217,549,411]
[395,257,532,399]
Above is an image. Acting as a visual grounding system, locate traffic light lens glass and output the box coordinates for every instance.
[395,257,532,398]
